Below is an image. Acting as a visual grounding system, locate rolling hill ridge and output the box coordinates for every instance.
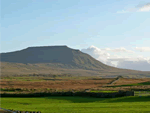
[0,46,113,70]
[1,46,150,78]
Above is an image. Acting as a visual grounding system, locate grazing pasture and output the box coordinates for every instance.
[1,96,150,113]
[134,91,150,96]
[1,76,150,113]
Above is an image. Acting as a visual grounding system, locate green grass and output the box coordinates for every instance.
[1,96,150,113]
[107,81,150,87]
[1,88,16,92]
[134,91,150,96]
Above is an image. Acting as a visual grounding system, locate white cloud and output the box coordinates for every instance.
[108,55,150,71]
[81,45,150,71]
[138,3,150,12]
[108,55,150,62]
[135,47,150,52]
[117,60,150,71]
[104,47,134,53]
[117,3,150,13]
[81,45,110,63]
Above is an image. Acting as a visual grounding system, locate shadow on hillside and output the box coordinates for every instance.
[101,96,150,103]
[138,81,150,85]
[44,96,106,103]
[2,96,150,103]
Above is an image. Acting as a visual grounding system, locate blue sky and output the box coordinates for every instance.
[1,0,150,52]
[1,0,150,71]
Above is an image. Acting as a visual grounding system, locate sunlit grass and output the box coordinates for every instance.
[107,81,150,87]
[1,96,150,113]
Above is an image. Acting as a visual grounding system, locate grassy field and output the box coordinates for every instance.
[134,91,150,96]
[107,81,150,88]
[1,76,150,113]
[1,96,150,113]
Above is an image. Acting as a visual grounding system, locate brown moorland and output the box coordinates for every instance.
[0,78,112,91]
[1,77,150,94]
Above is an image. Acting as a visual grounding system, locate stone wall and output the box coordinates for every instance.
[1,91,134,98]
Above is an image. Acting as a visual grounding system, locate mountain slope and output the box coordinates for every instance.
[0,46,113,70]
[1,46,150,78]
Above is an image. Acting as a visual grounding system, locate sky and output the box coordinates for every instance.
[1,0,150,71]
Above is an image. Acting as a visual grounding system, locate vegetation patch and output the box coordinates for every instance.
[134,91,150,96]
[1,96,150,113]
[106,81,150,87]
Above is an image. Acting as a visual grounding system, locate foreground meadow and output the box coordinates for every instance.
[1,96,150,113]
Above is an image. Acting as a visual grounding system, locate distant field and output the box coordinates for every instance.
[1,77,150,93]
[1,76,150,113]
[107,81,150,87]
[0,77,113,92]
[109,78,150,86]
[1,96,150,113]
[134,91,150,96]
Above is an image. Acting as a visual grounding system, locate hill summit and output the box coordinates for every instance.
[0,45,112,70]
[1,45,150,78]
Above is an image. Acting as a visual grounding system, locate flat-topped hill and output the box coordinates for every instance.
[1,46,150,78]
